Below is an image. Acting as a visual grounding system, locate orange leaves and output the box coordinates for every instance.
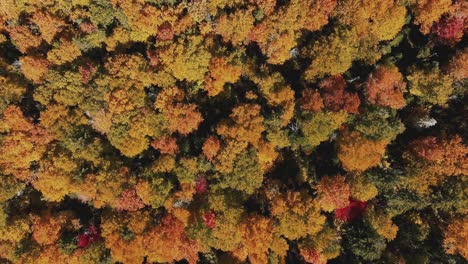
[217,104,265,147]
[409,135,468,176]
[151,135,179,155]
[166,103,203,135]
[316,175,351,212]
[7,25,43,53]
[155,86,203,135]
[443,218,468,259]
[366,65,407,109]
[31,213,68,246]
[202,136,221,161]
[204,57,242,96]
[300,89,324,112]
[337,130,388,172]
[30,11,66,44]
[0,106,52,181]
[413,0,453,34]
[215,9,255,46]
[144,214,200,264]
[114,188,145,212]
[232,215,274,264]
[19,56,49,84]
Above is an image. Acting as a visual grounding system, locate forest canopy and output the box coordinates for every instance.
[0,0,467,263]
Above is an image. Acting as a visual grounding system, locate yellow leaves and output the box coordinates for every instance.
[0,106,52,181]
[217,104,265,148]
[407,66,454,106]
[298,110,348,151]
[158,35,211,83]
[215,9,255,45]
[31,11,65,44]
[204,57,242,96]
[336,0,407,42]
[413,0,453,34]
[337,130,388,172]
[7,25,43,53]
[0,73,26,113]
[0,217,31,243]
[270,191,326,240]
[305,28,359,80]
[47,40,82,65]
[366,209,399,241]
[347,174,378,201]
[316,175,351,212]
[31,212,68,246]
[19,56,49,84]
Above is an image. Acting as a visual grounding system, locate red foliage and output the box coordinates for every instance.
[195,176,208,194]
[202,211,216,229]
[79,63,96,84]
[335,199,367,222]
[319,75,360,114]
[157,22,174,41]
[432,16,465,45]
[77,226,101,248]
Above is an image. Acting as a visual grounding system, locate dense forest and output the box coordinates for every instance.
[0,0,467,263]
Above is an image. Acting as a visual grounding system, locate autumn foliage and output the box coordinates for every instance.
[0,0,466,263]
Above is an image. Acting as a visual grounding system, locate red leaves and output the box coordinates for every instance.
[432,16,465,45]
[335,199,367,222]
[319,75,360,114]
[157,22,174,41]
[79,63,96,84]
[202,212,216,229]
[77,226,101,248]
[195,176,208,194]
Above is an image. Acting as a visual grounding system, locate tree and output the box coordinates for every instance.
[215,9,255,46]
[315,175,351,212]
[335,0,407,42]
[295,110,348,152]
[366,65,407,109]
[158,35,211,83]
[0,106,52,181]
[319,75,360,114]
[443,218,468,259]
[407,65,454,106]
[413,0,453,34]
[217,104,265,148]
[337,130,388,172]
[204,57,242,96]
